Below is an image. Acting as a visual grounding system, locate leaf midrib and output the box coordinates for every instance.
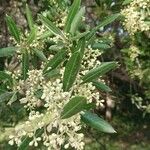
[61,98,85,118]
[64,52,80,91]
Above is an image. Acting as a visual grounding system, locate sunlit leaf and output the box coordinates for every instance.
[122,0,132,5]
[26,27,37,45]
[81,111,116,133]
[71,31,89,40]
[70,7,85,35]
[5,15,20,43]
[33,49,47,62]
[39,15,65,38]
[25,4,34,30]
[65,0,81,33]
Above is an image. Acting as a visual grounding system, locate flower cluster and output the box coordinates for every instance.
[8,42,104,149]
[122,45,143,79]
[121,0,150,34]
[128,45,141,62]
[81,46,101,74]
[9,68,85,149]
[18,70,44,109]
[7,2,106,148]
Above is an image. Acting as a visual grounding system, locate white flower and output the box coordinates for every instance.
[121,0,150,34]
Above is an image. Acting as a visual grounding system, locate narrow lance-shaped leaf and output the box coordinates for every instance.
[64,0,81,33]
[18,128,44,150]
[80,37,86,55]
[72,37,85,55]
[0,47,17,57]
[38,31,53,40]
[82,62,118,83]
[61,96,87,119]
[33,49,47,62]
[71,31,89,41]
[25,4,34,30]
[63,51,81,91]
[86,13,120,41]
[26,26,37,45]
[7,91,17,105]
[43,69,60,79]
[70,7,85,35]
[96,14,120,30]
[43,49,67,73]
[81,111,116,133]
[92,42,111,50]
[22,50,29,80]
[0,92,14,103]
[17,136,31,150]
[39,15,65,39]
[5,15,20,43]
[92,81,112,92]
[0,71,12,82]
[123,0,133,5]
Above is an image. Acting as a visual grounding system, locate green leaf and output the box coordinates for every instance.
[92,81,112,92]
[83,103,96,110]
[71,31,89,40]
[34,89,43,99]
[64,0,81,33]
[63,51,81,91]
[48,46,64,52]
[39,14,65,38]
[81,111,116,133]
[95,13,120,30]
[22,50,29,80]
[43,69,60,79]
[26,27,37,45]
[0,92,14,103]
[33,49,47,62]
[92,43,111,50]
[82,62,118,83]
[7,91,17,105]
[18,128,44,150]
[123,0,132,5]
[25,4,34,30]
[61,96,86,119]
[0,71,12,81]
[72,37,86,55]
[87,14,120,41]
[43,49,67,73]
[17,136,31,150]
[70,7,85,35]
[38,31,53,40]
[5,15,20,43]
[0,47,16,57]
